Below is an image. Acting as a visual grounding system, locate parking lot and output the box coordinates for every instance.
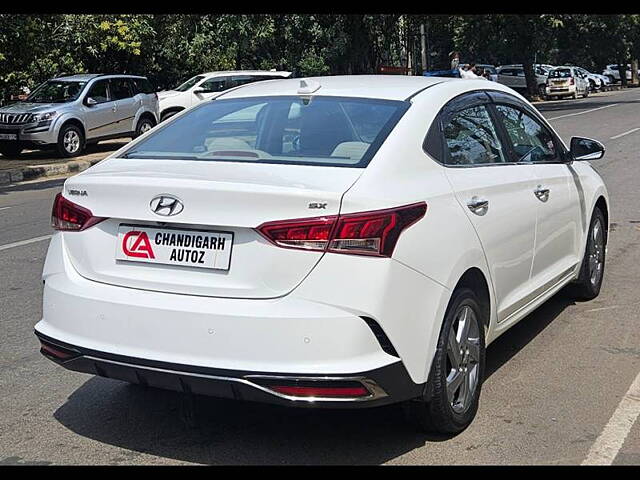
[0,87,639,465]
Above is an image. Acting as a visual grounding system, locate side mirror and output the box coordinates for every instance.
[85,97,98,106]
[570,136,605,161]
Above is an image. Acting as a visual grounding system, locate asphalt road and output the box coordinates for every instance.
[1,88,639,465]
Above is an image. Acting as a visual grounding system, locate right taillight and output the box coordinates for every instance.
[257,202,426,257]
[51,193,105,231]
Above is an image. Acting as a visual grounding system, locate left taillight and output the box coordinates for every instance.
[257,202,427,258]
[51,193,105,231]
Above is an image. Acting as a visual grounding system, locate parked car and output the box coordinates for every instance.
[477,64,498,82]
[0,74,159,158]
[36,75,609,434]
[157,70,292,122]
[545,66,590,99]
[602,64,640,84]
[423,69,461,78]
[496,64,549,95]
[575,67,604,91]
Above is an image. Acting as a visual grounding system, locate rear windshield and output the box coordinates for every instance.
[549,69,573,78]
[121,96,408,167]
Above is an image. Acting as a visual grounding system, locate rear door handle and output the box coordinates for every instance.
[467,196,489,215]
[534,185,550,202]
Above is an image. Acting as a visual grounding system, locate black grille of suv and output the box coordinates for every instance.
[0,113,33,125]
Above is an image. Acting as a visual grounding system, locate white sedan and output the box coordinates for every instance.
[36,75,609,434]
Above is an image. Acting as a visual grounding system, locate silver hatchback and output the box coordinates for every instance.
[0,74,159,158]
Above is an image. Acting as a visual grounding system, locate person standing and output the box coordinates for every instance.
[450,51,461,71]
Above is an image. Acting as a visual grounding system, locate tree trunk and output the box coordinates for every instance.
[619,61,628,87]
[631,59,639,86]
[522,59,538,98]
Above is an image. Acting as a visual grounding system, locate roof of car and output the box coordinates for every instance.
[201,70,292,78]
[51,73,148,82]
[217,74,457,101]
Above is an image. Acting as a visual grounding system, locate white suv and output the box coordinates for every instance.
[36,76,608,433]
[157,70,291,121]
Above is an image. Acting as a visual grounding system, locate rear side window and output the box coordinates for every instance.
[130,78,154,94]
[495,104,560,163]
[111,78,133,100]
[121,96,408,167]
[443,105,507,166]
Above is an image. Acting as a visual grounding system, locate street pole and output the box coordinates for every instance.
[420,23,427,75]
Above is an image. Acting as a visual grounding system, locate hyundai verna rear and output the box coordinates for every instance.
[36,75,609,433]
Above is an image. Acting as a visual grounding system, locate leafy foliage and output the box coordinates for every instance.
[1,14,639,103]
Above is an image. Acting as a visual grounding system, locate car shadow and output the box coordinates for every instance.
[52,289,578,465]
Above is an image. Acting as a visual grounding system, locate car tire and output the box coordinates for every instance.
[56,123,84,158]
[568,207,606,301]
[134,116,156,139]
[0,143,23,158]
[404,287,486,434]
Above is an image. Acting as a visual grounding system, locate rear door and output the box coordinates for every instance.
[130,77,159,120]
[110,77,138,134]
[491,99,582,293]
[82,79,117,139]
[438,93,539,323]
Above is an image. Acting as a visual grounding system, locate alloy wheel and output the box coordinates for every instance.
[63,130,80,154]
[445,305,481,414]
[589,218,605,287]
[140,121,153,134]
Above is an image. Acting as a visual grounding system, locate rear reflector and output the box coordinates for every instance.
[51,193,106,232]
[270,385,370,398]
[257,202,426,257]
[40,342,77,360]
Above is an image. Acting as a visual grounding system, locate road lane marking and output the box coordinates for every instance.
[0,207,11,211]
[0,235,52,252]
[610,128,640,140]
[547,104,618,121]
[582,369,640,465]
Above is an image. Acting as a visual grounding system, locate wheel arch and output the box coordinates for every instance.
[160,106,184,122]
[594,195,609,244]
[59,118,86,140]
[453,267,491,333]
[138,110,157,126]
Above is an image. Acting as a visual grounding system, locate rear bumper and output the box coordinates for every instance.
[35,331,423,408]
[546,85,576,95]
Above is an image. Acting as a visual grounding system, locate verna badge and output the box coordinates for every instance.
[150,195,184,216]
